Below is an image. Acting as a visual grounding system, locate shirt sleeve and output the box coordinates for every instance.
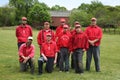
[29,26,33,36]
[19,44,24,57]
[37,31,42,45]
[97,28,103,40]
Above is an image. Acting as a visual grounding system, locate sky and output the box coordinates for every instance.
[0,0,120,10]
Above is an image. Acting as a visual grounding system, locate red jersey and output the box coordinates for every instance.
[71,31,89,51]
[19,43,35,62]
[55,25,64,38]
[37,29,55,46]
[57,31,72,49]
[41,41,58,57]
[16,24,33,43]
[85,25,102,46]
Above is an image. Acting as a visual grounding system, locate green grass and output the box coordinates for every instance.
[0,28,120,80]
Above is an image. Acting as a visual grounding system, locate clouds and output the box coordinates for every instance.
[0,0,120,10]
[39,0,120,10]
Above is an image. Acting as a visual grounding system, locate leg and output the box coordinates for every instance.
[59,48,64,71]
[38,57,44,74]
[74,51,79,73]
[93,46,100,72]
[20,62,27,72]
[71,53,75,69]
[17,42,25,50]
[77,49,84,73]
[28,58,35,74]
[56,52,61,68]
[64,48,69,71]
[45,57,54,73]
[86,46,93,71]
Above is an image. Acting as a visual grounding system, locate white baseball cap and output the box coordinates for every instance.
[28,36,33,40]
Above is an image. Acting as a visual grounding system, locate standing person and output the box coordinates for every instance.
[38,33,58,75]
[55,18,66,68]
[18,36,35,74]
[85,17,103,72]
[37,21,55,51]
[71,21,80,69]
[57,25,71,72]
[71,24,89,74]
[16,17,33,49]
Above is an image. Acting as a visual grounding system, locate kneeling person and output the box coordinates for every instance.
[18,36,35,74]
[38,33,58,75]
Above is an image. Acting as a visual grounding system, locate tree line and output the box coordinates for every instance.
[0,0,120,28]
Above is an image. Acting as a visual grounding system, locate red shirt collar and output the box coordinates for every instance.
[46,40,53,44]
[90,25,98,28]
[20,24,27,28]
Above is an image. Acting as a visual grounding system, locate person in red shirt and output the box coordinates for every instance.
[85,17,103,72]
[38,33,58,75]
[71,21,80,69]
[71,24,89,74]
[37,21,55,52]
[19,36,35,74]
[55,18,66,68]
[16,17,33,49]
[57,24,71,72]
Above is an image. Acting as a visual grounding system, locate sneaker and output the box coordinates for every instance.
[59,71,62,72]
[66,71,69,73]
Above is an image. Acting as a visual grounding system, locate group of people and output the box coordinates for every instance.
[15,17,102,75]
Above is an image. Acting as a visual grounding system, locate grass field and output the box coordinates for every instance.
[0,27,120,80]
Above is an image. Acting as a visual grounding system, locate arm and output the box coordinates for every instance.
[37,31,42,46]
[41,44,48,61]
[29,26,33,36]
[54,52,58,64]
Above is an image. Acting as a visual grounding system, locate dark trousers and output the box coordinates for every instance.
[59,47,69,71]
[86,46,100,71]
[38,57,54,74]
[20,58,34,74]
[56,52,60,67]
[71,53,75,69]
[17,42,25,49]
[73,48,84,73]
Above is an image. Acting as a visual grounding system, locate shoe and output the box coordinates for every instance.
[38,73,42,75]
[66,71,69,73]
[96,70,101,72]
[59,71,62,72]
[79,72,84,75]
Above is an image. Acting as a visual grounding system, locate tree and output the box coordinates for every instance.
[9,0,39,24]
[28,3,51,29]
[51,5,67,11]
[69,10,92,27]
[0,6,16,26]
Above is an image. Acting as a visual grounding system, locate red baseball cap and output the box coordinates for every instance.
[75,24,81,28]
[74,21,80,25]
[63,24,69,29]
[44,22,49,25]
[60,18,66,22]
[22,17,27,21]
[46,33,52,37]
[91,17,97,21]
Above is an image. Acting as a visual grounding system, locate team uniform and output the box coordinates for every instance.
[57,31,71,72]
[71,30,89,74]
[19,43,35,74]
[16,24,32,49]
[38,40,58,74]
[85,25,102,72]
